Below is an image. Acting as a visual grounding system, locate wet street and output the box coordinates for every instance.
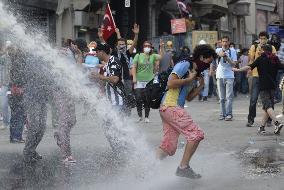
[1,95,284,190]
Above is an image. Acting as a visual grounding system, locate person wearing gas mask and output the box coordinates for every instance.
[132,40,162,123]
[111,24,139,116]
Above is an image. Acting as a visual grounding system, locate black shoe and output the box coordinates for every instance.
[257,126,266,134]
[246,121,254,127]
[198,95,202,101]
[203,97,207,101]
[33,152,43,160]
[274,122,283,135]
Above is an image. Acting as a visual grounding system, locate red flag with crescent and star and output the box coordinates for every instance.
[101,3,116,41]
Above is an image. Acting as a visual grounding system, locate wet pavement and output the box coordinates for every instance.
[1,95,284,190]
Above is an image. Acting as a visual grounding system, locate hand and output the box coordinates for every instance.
[159,39,164,48]
[232,68,239,72]
[219,51,226,57]
[90,71,101,80]
[98,27,103,38]
[132,23,139,35]
[115,27,120,34]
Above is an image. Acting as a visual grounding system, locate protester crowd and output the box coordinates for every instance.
[0,25,284,179]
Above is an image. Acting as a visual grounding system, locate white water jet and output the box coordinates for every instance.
[0,1,156,176]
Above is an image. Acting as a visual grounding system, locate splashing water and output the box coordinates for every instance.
[0,1,156,179]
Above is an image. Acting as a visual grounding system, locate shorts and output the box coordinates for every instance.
[260,90,275,111]
[159,106,204,156]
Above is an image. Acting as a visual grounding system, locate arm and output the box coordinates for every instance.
[98,27,106,44]
[167,70,197,89]
[115,28,122,39]
[159,39,165,58]
[128,24,139,54]
[186,77,204,102]
[234,65,251,72]
[99,75,119,84]
[132,54,139,83]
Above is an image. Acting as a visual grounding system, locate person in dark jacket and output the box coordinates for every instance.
[234,44,284,135]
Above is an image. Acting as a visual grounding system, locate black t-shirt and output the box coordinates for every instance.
[249,54,283,91]
[112,50,132,80]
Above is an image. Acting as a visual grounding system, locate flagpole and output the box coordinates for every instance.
[107,2,117,28]
[175,0,182,18]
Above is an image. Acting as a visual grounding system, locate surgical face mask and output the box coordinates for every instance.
[89,47,96,53]
[143,47,151,54]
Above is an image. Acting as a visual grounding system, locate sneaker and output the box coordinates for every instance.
[219,115,225,120]
[144,118,150,123]
[198,95,202,101]
[176,166,201,179]
[63,156,77,164]
[136,117,143,123]
[246,121,254,127]
[203,97,207,101]
[0,125,6,130]
[24,152,42,163]
[274,122,283,135]
[33,152,43,160]
[225,115,233,121]
[257,126,266,134]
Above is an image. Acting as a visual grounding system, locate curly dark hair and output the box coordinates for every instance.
[192,44,217,61]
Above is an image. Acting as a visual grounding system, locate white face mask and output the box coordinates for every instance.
[143,47,151,54]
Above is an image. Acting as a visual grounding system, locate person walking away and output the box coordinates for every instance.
[216,36,238,121]
[234,44,284,134]
[132,40,162,123]
[246,31,277,127]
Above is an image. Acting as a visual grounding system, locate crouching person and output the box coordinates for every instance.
[156,60,205,179]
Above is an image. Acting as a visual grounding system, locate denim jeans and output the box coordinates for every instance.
[201,69,209,97]
[9,96,25,141]
[248,77,259,122]
[1,86,10,126]
[217,78,234,117]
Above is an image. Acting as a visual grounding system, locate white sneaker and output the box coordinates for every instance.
[0,125,5,130]
[276,114,284,119]
[136,117,143,123]
[144,118,150,123]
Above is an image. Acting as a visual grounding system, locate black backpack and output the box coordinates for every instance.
[144,67,189,109]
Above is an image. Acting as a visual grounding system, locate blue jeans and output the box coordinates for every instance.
[217,78,234,117]
[9,96,25,140]
[248,77,259,122]
[201,69,209,97]
[1,86,10,126]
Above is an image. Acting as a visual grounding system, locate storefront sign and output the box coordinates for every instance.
[192,31,218,49]
[171,18,186,34]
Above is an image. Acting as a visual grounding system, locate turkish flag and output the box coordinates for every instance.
[101,3,116,41]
